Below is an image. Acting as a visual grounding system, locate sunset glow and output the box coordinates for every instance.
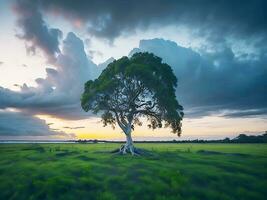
[0,0,266,140]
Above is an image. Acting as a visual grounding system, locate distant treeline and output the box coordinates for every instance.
[75,132,267,144]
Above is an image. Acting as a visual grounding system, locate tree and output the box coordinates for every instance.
[81,52,183,155]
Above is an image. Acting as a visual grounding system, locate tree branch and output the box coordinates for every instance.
[112,109,126,131]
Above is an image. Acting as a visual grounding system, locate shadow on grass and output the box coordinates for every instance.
[197,150,250,157]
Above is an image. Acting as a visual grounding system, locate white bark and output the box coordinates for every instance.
[120,123,135,155]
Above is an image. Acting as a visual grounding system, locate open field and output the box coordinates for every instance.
[0,143,266,200]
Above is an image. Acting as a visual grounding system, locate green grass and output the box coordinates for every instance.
[0,143,266,200]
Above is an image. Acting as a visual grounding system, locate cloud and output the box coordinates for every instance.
[88,50,103,59]
[0,32,112,120]
[129,38,267,118]
[223,109,267,118]
[1,36,266,122]
[1,33,266,121]
[63,126,85,130]
[0,109,69,136]
[13,0,62,63]
[24,0,267,44]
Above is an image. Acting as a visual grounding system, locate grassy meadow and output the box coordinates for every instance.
[0,143,266,200]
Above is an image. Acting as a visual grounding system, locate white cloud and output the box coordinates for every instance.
[0,32,112,120]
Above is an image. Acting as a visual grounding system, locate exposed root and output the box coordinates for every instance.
[111,144,153,156]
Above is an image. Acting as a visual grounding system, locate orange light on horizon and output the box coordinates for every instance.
[34,114,267,140]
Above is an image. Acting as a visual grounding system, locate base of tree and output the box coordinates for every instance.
[110,144,153,156]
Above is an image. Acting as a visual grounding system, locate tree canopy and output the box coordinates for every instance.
[81,52,183,154]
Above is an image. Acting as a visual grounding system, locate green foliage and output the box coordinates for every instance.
[81,52,183,135]
[0,143,266,200]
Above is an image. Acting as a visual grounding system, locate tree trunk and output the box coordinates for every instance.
[120,124,136,155]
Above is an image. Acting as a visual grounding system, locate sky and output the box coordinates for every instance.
[0,0,267,141]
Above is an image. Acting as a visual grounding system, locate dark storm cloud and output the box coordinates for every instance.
[130,38,267,118]
[2,0,266,129]
[0,110,68,136]
[1,35,266,120]
[13,0,62,63]
[223,109,267,118]
[34,0,267,42]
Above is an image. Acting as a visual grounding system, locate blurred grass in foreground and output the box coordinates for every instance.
[0,143,266,200]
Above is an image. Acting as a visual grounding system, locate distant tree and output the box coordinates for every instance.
[233,134,249,143]
[222,137,230,143]
[81,52,183,155]
[233,132,267,143]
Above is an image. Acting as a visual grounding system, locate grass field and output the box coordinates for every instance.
[0,143,266,200]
